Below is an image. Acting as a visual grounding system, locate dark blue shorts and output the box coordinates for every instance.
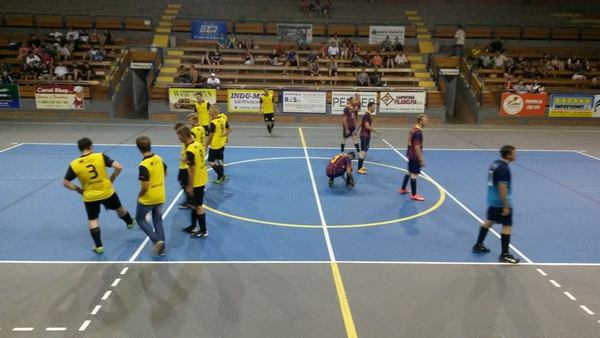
[360,136,370,151]
[343,126,356,139]
[487,207,513,226]
[408,159,421,174]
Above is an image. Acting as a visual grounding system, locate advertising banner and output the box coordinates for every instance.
[331,92,378,114]
[378,91,426,113]
[277,23,313,43]
[282,91,326,113]
[549,94,599,117]
[499,92,547,117]
[35,85,84,110]
[0,84,20,109]
[369,26,405,45]
[168,87,217,111]
[191,20,228,41]
[227,89,266,113]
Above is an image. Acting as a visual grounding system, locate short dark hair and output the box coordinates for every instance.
[500,145,516,159]
[347,151,356,159]
[77,137,93,151]
[367,102,375,109]
[174,122,186,130]
[177,125,192,138]
[136,136,151,153]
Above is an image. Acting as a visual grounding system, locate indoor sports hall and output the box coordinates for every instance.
[2,0,600,337]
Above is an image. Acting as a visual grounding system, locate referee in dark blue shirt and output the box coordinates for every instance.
[472,145,520,264]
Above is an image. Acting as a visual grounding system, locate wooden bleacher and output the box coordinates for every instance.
[433,24,600,41]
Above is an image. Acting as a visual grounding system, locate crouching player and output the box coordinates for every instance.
[326,151,356,188]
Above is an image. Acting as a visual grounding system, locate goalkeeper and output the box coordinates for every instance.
[325,151,356,188]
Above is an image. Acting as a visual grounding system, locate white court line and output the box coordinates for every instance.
[120,267,129,275]
[575,150,600,161]
[128,190,184,262]
[549,280,562,288]
[90,305,102,315]
[564,291,577,301]
[0,143,23,153]
[45,327,67,331]
[78,320,91,332]
[111,278,121,287]
[101,290,112,300]
[580,305,595,315]
[380,138,534,264]
[12,327,34,331]
[536,268,548,276]
[15,142,588,153]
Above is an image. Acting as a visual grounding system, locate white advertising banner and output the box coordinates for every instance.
[369,26,405,45]
[379,91,426,114]
[331,92,378,115]
[282,91,326,113]
[227,89,265,113]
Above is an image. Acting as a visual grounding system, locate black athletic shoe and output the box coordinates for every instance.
[499,254,520,264]
[191,231,208,238]
[472,243,490,253]
[158,246,166,256]
[182,224,196,233]
[328,178,334,188]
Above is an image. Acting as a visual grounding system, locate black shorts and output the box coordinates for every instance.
[408,159,421,174]
[84,193,122,220]
[343,126,356,139]
[263,113,274,122]
[208,147,224,162]
[190,186,205,206]
[360,136,371,151]
[177,168,189,187]
[487,207,513,226]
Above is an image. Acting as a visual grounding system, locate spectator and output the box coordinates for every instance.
[84,45,105,62]
[320,41,328,59]
[389,52,408,68]
[351,41,360,56]
[56,43,72,61]
[351,53,364,67]
[328,58,338,85]
[572,71,587,81]
[328,43,340,59]
[206,72,221,89]
[89,29,101,45]
[275,40,286,57]
[370,68,382,86]
[357,68,370,86]
[298,35,309,51]
[17,43,31,62]
[81,61,94,81]
[242,49,255,65]
[393,37,404,52]
[340,41,350,60]
[488,37,503,53]
[285,48,300,69]
[66,27,80,43]
[100,29,113,46]
[308,55,320,76]
[25,51,41,68]
[268,49,281,66]
[328,33,339,47]
[530,79,545,93]
[380,36,392,52]
[190,64,202,84]
[54,61,69,80]
[71,61,83,81]
[48,31,63,43]
[176,65,191,83]
[27,34,41,48]
[209,46,222,65]
[1,70,14,83]
[226,33,237,49]
[493,52,508,69]
[372,52,383,68]
[452,25,465,57]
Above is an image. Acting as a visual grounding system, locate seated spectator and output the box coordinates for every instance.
[351,53,364,67]
[53,61,69,80]
[351,41,360,56]
[308,57,320,76]
[100,29,113,46]
[389,52,408,68]
[84,45,106,62]
[17,43,31,62]
[328,33,339,47]
[370,68,382,86]
[89,29,101,45]
[285,49,300,68]
[27,34,41,48]
[268,49,282,66]
[31,44,43,57]
[380,36,392,52]
[340,42,349,60]
[66,27,80,43]
[307,50,318,64]
[372,52,383,68]
[1,71,14,84]
[393,37,404,52]
[206,73,221,89]
[493,52,508,69]
[357,68,370,86]
[209,46,222,65]
[176,65,191,83]
[25,51,41,69]
[328,43,340,59]
[513,79,527,93]
[320,41,329,59]
[572,72,587,81]
[81,62,94,81]
[48,31,63,42]
[530,80,545,93]
[190,64,202,84]
[225,33,237,49]
[242,49,255,65]
[71,61,82,81]
[548,56,561,71]
[56,43,72,61]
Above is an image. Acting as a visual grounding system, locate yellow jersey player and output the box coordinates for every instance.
[259,89,275,134]
[134,136,168,256]
[177,126,210,238]
[174,122,191,209]
[63,138,134,254]
[187,113,206,147]
[194,92,211,135]
[206,106,232,184]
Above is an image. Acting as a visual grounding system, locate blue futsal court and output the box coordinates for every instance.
[0,142,599,265]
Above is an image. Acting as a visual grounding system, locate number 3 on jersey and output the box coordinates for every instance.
[86,164,99,180]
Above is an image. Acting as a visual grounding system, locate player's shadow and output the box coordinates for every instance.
[398,200,420,236]
[205,183,235,208]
